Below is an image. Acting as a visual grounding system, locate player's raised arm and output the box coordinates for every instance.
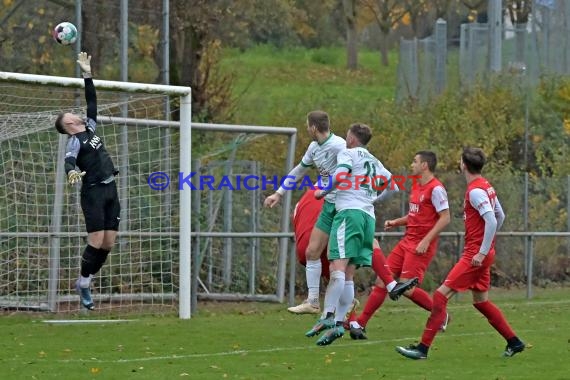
[77,52,97,125]
[263,163,311,208]
[263,144,315,209]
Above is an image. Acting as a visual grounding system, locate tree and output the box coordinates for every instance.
[167,0,238,122]
[359,0,419,66]
[403,0,432,38]
[343,0,359,70]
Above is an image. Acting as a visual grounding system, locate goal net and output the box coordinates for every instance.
[0,72,297,318]
[0,72,192,317]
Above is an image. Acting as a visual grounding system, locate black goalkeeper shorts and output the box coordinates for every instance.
[81,181,121,233]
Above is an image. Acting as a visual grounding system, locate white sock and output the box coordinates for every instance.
[335,280,354,323]
[306,259,322,304]
[386,280,397,292]
[323,270,345,316]
[350,320,362,329]
[79,275,91,288]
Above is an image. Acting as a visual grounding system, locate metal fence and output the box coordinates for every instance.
[287,231,570,306]
[397,0,570,102]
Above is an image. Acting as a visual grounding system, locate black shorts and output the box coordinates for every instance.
[81,181,121,233]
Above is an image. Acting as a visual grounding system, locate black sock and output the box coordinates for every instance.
[336,321,344,327]
[325,312,335,319]
[92,248,110,275]
[80,245,99,277]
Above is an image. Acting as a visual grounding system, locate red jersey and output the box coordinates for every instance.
[463,177,497,257]
[292,187,324,243]
[405,177,448,240]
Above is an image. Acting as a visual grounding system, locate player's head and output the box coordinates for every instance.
[460,147,486,174]
[55,112,84,134]
[346,123,372,148]
[411,151,437,175]
[306,110,330,141]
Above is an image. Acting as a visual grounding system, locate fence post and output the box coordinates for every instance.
[288,238,296,307]
[523,172,529,275]
[454,232,464,302]
[435,18,447,94]
[526,234,534,299]
[488,0,503,72]
[191,159,201,315]
[567,175,570,252]
[459,23,468,88]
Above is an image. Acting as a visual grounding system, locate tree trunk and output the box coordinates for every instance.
[380,33,389,66]
[343,0,358,70]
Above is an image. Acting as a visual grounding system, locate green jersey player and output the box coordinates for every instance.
[264,110,345,314]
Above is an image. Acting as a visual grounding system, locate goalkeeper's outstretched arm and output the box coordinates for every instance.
[77,52,97,125]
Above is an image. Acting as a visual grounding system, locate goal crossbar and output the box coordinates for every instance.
[0,71,191,95]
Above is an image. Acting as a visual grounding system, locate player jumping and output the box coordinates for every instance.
[54,52,120,311]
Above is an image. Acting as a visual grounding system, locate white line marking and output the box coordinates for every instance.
[15,299,567,365]
[41,319,136,324]
[53,327,550,364]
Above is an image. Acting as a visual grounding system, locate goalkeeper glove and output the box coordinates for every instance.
[68,170,86,185]
[77,52,92,78]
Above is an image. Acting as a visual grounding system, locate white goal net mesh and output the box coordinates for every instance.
[0,81,180,315]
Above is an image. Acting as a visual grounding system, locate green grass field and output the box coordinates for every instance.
[2,289,568,379]
[220,45,400,126]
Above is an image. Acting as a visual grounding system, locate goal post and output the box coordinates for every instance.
[0,71,193,319]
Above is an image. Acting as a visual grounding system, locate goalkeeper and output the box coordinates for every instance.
[54,52,120,311]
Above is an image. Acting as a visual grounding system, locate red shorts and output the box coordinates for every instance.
[295,230,330,280]
[443,251,495,292]
[386,236,438,283]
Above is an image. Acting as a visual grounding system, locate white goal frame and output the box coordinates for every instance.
[0,71,193,319]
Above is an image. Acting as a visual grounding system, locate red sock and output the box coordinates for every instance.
[473,300,516,340]
[420,291,448,347]
[407,287,432,312]
[356,286,387,328]
[372,248,394,285]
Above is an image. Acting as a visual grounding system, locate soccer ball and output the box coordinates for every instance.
[52,22,77,45]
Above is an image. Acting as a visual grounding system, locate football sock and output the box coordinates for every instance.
[420,290,448,347]
[306,259,322,304]
[80,245,99,279]
[92,248,110,275]
[335,280,354,323]
[322,270,345,316]
[408,287,433,311]
[79,275,92,288]
[356,285,387,328]
[473,300,516,340]
[371,247,395,286]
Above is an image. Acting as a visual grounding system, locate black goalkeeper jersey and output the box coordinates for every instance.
[64,78,118,187]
